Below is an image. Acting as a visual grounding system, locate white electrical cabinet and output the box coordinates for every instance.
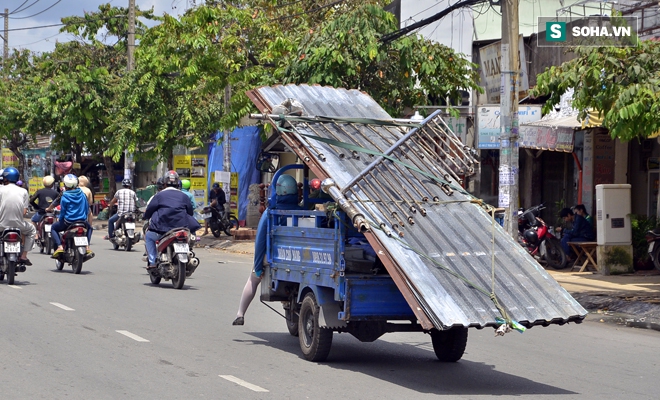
[595,184,631,245]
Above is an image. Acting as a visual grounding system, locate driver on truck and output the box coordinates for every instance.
[232,174,301,326]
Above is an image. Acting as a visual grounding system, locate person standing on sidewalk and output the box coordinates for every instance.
[105,179,138,240]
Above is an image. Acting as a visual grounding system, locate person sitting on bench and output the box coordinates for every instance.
[558,207,594,262]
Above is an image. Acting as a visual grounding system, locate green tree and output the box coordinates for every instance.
[0,49,41,177]
[28,4,156,194]
[531,40,660,141]
[284,3,482,116]
[110,0,482,161]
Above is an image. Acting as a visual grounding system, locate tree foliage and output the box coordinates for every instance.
[284,3,482,115]
[531,40,660,141]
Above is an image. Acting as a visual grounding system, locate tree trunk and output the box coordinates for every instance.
[8,131,29,181]
[103,155,117,198]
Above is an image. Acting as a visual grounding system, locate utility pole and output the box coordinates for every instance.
[125,0,136,186]
[498,0,520,238]
[2,9,8,69]
[223,85,232,202]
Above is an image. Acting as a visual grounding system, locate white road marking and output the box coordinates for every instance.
[116,330,150,342]
[219,375,269,392]
[8,285,21,290]
[50,302,74,311]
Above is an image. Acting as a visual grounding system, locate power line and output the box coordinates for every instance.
[11,0,41,15]
[6,14,128,33]
[10,0,62,20]
[13,30,62,47]
[10,1,30,14]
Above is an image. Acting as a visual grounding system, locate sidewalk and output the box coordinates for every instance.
[168,226,660,331]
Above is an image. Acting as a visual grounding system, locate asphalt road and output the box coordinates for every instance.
[1,231,660,399]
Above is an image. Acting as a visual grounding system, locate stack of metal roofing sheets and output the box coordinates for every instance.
[248,84,586,331]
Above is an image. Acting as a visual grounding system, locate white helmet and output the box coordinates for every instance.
[63,174,79,189]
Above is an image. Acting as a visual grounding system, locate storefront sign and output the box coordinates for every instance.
[173,154,208,209]
[479,35,530,104]
[593,134,615,186]
[519,125,575,152]
[477,105,542,149]
[1,148,18,168]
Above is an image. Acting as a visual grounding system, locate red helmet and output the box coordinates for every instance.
[310,178,321,191]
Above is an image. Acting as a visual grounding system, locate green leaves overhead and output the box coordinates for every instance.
[3,0,484,165]
[531,40,660,141]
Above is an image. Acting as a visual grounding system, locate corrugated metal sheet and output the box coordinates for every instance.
[248,84,586,330]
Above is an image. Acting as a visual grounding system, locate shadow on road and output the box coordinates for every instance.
[241,331,577,396]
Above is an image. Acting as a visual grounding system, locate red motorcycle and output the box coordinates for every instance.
[518,204,567,269]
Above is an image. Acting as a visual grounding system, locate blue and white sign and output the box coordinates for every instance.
[477,105,542,149]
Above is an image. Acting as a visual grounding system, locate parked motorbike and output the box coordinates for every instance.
[110,212,141,251]
[35,212,57,255]
[146,227,200,289]
[518,204,567,269]
[645,228,660,270]
[202,206,239,237]
[53,221,94,274]
[0,229,26,284]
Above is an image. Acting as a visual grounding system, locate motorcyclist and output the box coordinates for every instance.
[105,179,139,240]
[142,171,201,269]
[0,167,37,265]
[180,179,196,210]
[233,174,301,326]
[78,175,95,231]
[30,176,59,240]
[49,174,94,259]
[203,182,227,235]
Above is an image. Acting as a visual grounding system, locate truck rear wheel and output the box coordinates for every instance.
[285,299,299,337]
[430,327,468,362]
[299,292,332,362]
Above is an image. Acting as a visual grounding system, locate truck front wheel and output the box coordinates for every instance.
[430,327,468,362]
[298,292,333,362]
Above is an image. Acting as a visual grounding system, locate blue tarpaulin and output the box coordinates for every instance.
[208,127,262,221]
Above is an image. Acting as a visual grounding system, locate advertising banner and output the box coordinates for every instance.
[477,105,542,149]
[1,148,19,168]
[173,155,208,209]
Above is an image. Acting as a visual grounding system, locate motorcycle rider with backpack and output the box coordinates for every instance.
[0,167,36,266]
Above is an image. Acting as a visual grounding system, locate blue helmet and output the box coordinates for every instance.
[276,174,297,196]
[2,167,19,183]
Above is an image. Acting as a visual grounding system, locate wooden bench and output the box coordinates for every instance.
[568,242,598,272]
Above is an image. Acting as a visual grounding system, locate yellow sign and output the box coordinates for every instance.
[173,155,208,211]
[28,177,42,197]
[1,148,18,168]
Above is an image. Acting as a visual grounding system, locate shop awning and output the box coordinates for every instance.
[520,110,603,152]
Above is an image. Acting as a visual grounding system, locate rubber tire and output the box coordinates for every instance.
[7,260,15,285]
[72,251,83,274]
[430,327,468,362]
[149,272,161,285]
[171,260,186,289]
[211,226,221,238]
[55,259,64,271]
[653,245,660,271]
[0,272,4,281]
[125,240,132,252]
[46,238,52,255]
[224,215,239,236]
[544,237,567,269]
[112,241,119,250]
[298,292,333,362]
[286,303,299,337]
[39,242,44,254]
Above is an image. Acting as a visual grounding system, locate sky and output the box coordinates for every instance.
[2,0,190,54]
